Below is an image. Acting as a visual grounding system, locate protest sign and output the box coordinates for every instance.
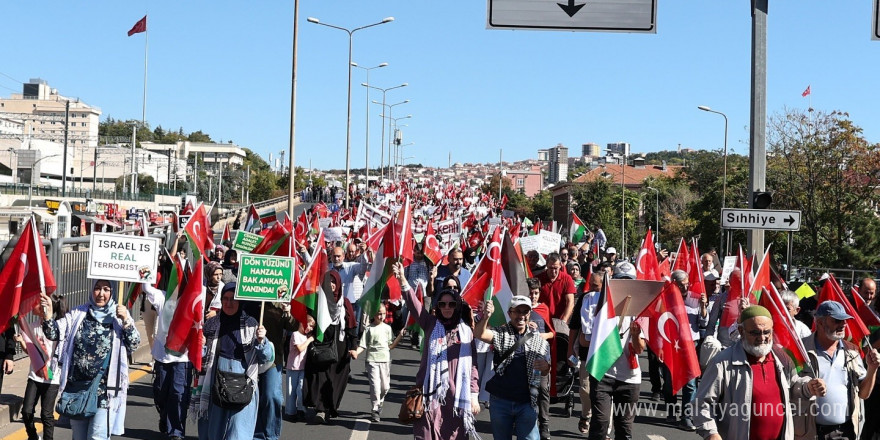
[87,232,160,284]
[323,227,345,242]
[235,254,296,302]
[719,256,737,285]
[608,279,665,317]
[519,235,541,254]
[536,231,563,254]
[232,230,265,253]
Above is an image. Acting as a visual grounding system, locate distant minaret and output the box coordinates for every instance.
[677,143,681,154]
[448,151,451,168]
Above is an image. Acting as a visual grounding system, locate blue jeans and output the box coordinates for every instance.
[285,369,305,414]
[489,395,539,440]
[70,407,109,440]
[152,360,193,438]
[254,364,283,440]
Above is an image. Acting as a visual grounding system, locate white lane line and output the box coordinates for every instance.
[349,418,372,440]
[646,435,666,440]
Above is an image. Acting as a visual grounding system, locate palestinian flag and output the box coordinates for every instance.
[358,224,401,319]
[290,230,332,341]
[586,272,623,380]
[124,282,142,309]
[244,204,260,232]
[221,223,231,243]
[260,207,277,226]
[570,212,588,244]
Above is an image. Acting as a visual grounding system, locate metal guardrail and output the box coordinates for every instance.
[0,183,188,202]
[789,266,874,289]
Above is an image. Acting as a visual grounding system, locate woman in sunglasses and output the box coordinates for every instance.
[393,262,480,440]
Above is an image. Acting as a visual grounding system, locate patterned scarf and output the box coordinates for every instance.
[425,320,479,439]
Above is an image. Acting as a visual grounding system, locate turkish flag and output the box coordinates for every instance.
[635,228,661,281]
[183,203,214,260]
[165,257,204,370]
[127,15,147,36]
[393,196,414,264]
[802,85,811,97]
[0,217,57,334]
[639,281,700,395]
[671,238,690,274]
[423,222,443,266]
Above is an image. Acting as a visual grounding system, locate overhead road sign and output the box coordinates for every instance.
[874,0,880,40]
[487,0,657,33]
[721,209,801,232]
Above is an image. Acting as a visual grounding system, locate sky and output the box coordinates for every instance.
[1,1,879,172]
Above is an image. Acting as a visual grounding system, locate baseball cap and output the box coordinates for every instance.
[612,261,636,279]
[606,247,617,255]
[509,295,532,310]
[815,301,853,320]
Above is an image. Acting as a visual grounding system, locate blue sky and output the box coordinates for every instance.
[1,1,878,171]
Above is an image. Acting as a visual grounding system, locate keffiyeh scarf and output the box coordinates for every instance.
[425,320,479,439]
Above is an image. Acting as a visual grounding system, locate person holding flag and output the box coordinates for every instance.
[41,279,141,440]
[392,261,480,439]
[475,295,551,440]
[794,300,880,440]
[18,295,65,440]
[694,305,817,440]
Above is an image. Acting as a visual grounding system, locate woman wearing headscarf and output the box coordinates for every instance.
[204,261,224,319]
[196,282,272,440]
[392,262,480,439]
[305,270,358,424]
[40,279,141,440]
[221,250,239,284]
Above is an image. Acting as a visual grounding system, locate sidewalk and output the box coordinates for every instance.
[0,319,153,438]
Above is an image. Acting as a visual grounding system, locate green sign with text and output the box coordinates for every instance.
[232,230,265,253]
[235,254,295,302]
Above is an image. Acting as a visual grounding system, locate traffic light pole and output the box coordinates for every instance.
[748,0,768,257]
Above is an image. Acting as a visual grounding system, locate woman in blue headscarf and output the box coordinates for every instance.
[40,279,141,440]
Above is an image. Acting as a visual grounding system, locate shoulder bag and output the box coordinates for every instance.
[398,385,425,424]
[309,335,338,368]
[56,343,112,419]
[211,337,256,411]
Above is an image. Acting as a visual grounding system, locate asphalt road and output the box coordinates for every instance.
[33,343,698,440]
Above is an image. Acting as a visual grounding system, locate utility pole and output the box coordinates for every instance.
[246,164,251,205]
[130,123,137,195]
[61,100,70,196]
[287,0,300,217]
[748,0,768,256]
[218,155,223,208]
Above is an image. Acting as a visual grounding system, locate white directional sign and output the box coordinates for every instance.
[487,0,657,33]
[721,209,802,232]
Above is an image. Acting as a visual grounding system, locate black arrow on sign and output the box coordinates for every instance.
[783,215,795,226]
[557,0,586,17]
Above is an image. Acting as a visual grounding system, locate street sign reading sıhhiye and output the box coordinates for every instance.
[87,232,160,283]
[235,254,296,302]
[721,208,802,231]
[487,0,657,33]
[232,230,265,253]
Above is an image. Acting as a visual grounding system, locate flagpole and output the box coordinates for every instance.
[142,16,148,126]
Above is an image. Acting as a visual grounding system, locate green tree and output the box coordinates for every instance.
[250,169,278,202]
[188,130,212,143]
[570,180,641,256]
[766,109,880,268]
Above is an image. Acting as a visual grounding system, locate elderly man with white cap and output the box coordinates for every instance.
[793,300,880,440]
[476,296,551,440]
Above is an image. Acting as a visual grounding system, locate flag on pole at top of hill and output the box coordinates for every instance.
[802,85,811,97]
[127,15,147,36]
[570,212,588,244]
[586,272,623,380]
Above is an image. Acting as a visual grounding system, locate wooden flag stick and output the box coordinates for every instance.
[259,301,266,326]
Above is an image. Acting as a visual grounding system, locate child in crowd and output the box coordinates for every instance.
[352,303,406,422]
[18,295,66,440]
[285,315,314,422]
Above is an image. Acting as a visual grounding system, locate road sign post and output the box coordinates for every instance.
[721,208,801,232]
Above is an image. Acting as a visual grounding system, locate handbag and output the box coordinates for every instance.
[210,338,255,411]
[398,386,425,424]
[309,337,338,368]
[56,345,112,419]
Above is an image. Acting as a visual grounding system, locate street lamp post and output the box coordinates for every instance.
[308,16,393,209]
[375,100,409,181]
[391,117,412,179]
[646,186,659,247]
[353,62,388,189]
[364,83,406,181]
[698,105,729,255]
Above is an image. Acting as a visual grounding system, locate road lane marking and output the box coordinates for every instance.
[349,417,372,440]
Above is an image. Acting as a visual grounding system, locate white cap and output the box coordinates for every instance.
[606,247,617,255]
[613,261,636,279]
[509,295,532,310]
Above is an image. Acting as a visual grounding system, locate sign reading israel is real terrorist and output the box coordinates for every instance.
[87,232,160,284]
[235,254,296,302]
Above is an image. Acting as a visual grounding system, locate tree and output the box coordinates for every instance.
[766,109,880,268]
[188,130,212,143]
[250,169,277,202]
[570,180,641,256]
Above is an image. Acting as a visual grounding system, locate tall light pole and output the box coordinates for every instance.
[353,62,388,189]
[287,0,299,218]
[364,82,406,181]
[698,105,729,256]
[28,154,61,209]
[389,114,411,178]
[646,186,659,247]
[308,16,394,209]
[607,148,627,257]
[375,99,409,180]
